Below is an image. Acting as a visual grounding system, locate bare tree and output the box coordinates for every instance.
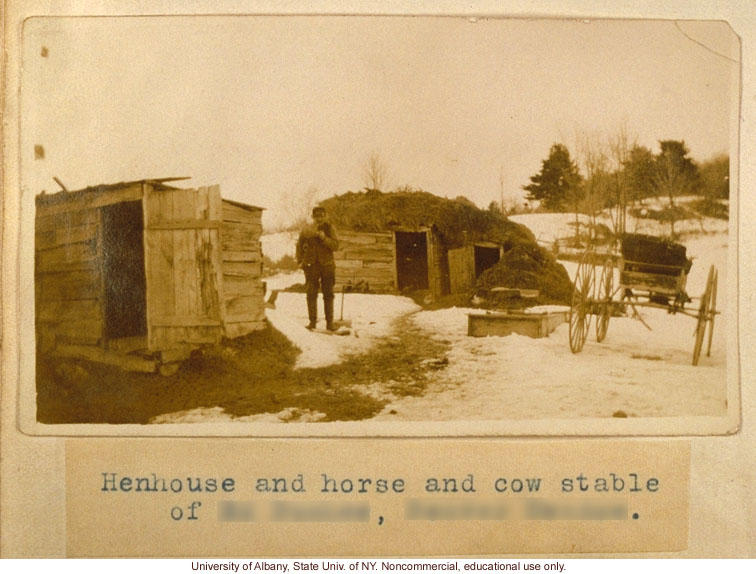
[574,133,610,244]
[362,151,391,191]
[574,126,639,243]
[606,125,635,237]
[281,184,320,230]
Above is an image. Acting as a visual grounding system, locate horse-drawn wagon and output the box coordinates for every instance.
[568,233,718,365]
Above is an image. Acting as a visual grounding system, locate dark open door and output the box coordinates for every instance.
[101,201,147,339]
[474,244,501,277]
[394,231,429,291]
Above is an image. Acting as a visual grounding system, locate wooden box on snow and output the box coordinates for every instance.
[467,310,568,339]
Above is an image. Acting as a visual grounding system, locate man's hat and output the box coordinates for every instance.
[312,206,326,216]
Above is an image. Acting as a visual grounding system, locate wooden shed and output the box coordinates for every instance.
[333,226,447,298]
[35,179,265,373]
[447,241,503,294]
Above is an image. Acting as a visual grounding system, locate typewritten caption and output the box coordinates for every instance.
[99,471,660,522]
[65,440,689,555]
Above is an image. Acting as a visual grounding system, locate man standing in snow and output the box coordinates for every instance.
[296,206,340,331]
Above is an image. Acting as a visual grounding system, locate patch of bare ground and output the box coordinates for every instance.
[36,315,449,425]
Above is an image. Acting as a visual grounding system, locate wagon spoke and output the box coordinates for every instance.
[692,265,714,366]
[569,249,595,353]
[706,268,718,357]
[596,257,614,343]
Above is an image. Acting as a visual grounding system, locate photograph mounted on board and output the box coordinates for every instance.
[21,16,739,434]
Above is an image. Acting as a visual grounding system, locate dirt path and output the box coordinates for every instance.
[217,311,452,422]
[37,311,451,424]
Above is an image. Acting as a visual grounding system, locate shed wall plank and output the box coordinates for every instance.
[222,250,262,262]
[223,275,264,298]
[35,185,142,217]
[36,208,99,232]
[172,193,197,317]
[336,248,394,262]
[222,261,262,278]
[222,223,262,252]
[222,202,262,225]
[43,319,102,345]
[225,309,266,323]
[335,266,394,279]
[150,316,222,327]
[37,270,101,300]
[36,241,98,273]
[37,298,101,322]
[225,294,265,316]
[36,222,98,250]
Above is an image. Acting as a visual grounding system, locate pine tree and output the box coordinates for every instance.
[523,144,582,211]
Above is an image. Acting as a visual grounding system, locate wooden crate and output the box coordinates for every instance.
[467,310,568,339]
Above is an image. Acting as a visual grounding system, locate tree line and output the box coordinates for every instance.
[522,137,729,237]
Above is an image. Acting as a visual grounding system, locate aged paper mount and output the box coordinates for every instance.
[2,0,755,559]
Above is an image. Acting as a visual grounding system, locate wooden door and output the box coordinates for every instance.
[448,245,475,294]
[143,185,224,351]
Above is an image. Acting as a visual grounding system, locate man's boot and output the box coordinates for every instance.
[306,296,318,330]
[324,297,336,331]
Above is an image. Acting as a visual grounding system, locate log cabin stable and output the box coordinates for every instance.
[334,227,500,298]
[35,180,265,374]
[334,227,446,298]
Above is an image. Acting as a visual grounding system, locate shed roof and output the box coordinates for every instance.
[223,198,265,212]
[35,178,264,211]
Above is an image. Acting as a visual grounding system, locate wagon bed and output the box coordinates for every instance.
[619,234,692,300]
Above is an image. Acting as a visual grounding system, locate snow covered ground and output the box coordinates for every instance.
[159,208,730,425]
[509,196,729,246]
[372,210,729,421]
[266,291,420,369]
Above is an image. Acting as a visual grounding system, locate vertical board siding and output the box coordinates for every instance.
[448,245,476,294]
[144,185,223,351]
[427,231,448,298]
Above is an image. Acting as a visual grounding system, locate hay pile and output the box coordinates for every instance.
[318,189,534,248]
[475,242,573,309]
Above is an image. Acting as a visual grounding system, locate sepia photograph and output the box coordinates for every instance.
[19,15,739,434]
[3,1,756,561]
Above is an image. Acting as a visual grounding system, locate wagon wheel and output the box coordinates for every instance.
[569,250,595,353]
[692,265,715,366]
[706,268,718,357]
[596,256,614,343]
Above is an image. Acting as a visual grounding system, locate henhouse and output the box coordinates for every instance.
[35,179,265,373]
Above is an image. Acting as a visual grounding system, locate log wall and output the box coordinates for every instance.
[334,230,396,293]
[220,200,266,337]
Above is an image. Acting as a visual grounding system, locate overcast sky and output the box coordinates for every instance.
[21,16,738,228]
